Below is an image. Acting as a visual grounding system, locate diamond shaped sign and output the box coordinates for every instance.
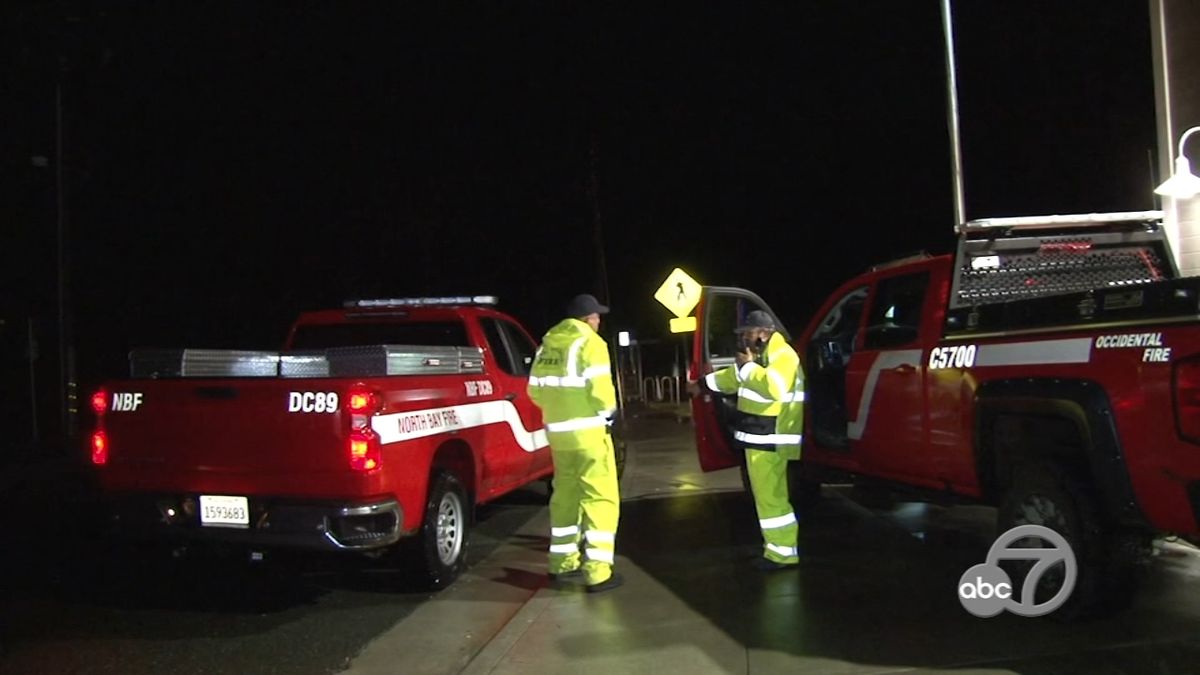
[654,268,702,319]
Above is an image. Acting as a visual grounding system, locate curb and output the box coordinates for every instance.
[458,583,557,675]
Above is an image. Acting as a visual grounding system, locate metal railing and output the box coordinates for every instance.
[640,375,681,405]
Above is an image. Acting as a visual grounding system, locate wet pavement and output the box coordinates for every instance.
[6,414,1200,674]
[349,414,1200,675]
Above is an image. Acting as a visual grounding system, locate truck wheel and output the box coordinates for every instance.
[996,462,1129,620]
[417,471,470,590]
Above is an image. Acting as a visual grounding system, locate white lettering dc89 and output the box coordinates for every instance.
[287,391,340,413]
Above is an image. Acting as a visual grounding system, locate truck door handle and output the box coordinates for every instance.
[890,364,916,374]
[504,392,517,401]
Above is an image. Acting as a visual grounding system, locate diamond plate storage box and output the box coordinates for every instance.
[130,349,282,378]
[325,345,485,377]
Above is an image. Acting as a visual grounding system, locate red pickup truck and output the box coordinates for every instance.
[89,296,554,588]
[691,211,1200,617]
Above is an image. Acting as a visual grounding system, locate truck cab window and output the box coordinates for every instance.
[481,319,517,375]
[806,286,868,450]
[863,272,929,350]
[705,293,778,360]
[808,286,868,371]
[482,318,537,376]
[499,321,537,376]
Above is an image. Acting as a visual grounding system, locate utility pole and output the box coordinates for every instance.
[55,72,76,444]
[587,136,611,306]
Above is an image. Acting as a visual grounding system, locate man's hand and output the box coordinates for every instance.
[685,379,702,396]
[735,349,754,366]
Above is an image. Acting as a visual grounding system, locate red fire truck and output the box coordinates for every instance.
[691,210,1200,617]
[89,296,557,588]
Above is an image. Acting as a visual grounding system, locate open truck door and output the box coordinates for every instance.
[689,286,790,472]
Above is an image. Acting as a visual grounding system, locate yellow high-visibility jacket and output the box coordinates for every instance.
[705,331,804,459]
[528,319,617,449]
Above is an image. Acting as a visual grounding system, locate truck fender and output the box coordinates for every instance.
[974,379,1146,529]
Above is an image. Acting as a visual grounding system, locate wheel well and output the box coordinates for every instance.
[978,403,1091,503]
[975,379,1147,530]
[431,439,476,500]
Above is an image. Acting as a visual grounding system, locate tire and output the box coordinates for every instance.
[996,462,1141,620]
[416,471,470,590]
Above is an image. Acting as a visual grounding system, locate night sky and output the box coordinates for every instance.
[2,2,1159,438]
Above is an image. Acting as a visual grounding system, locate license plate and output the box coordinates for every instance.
[199,495,249,527]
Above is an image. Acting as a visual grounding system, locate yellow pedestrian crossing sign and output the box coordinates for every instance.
[654,267,701,319]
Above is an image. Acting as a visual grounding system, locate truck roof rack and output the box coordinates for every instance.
[343,296,498,309]
[959,210,1163,233]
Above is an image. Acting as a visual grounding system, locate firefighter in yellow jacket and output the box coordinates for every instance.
[527,293,623,592]
[702,310,805,570]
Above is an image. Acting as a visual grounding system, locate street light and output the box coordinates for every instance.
[1155,126,1200,199]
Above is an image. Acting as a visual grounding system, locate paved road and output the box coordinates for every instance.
[0,460,550,675]
[7,415,1200,674]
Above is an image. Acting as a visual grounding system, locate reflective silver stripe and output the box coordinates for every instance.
[530,375,587,388]
[585,530,615,544]
[566,337,587,377]
[585,548,614,564]
[759,512,797,530]
[737,387,777,404]
[546,416,609,432]
[767,368,788,394]
[766,543,798,558]
[737,362,757,382]
[600,408,616,418]
[705,371,720,390]
[975,337,1092,367]
[581,364,610,380]
[549,543,578,554]
[737,388,803,404]
[735,431,803,445]
[551,525,579,538]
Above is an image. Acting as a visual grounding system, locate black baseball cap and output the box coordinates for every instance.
[567,293,609,317]
[735,309,776,332]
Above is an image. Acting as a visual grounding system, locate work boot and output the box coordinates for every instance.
[548,568,583,582]
[753,557,798,571]
[586,572,624,593]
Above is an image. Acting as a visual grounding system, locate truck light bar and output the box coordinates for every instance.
[343,296,498,309]
[961,210,1163,232]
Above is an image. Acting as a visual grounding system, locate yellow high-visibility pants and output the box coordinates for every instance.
[746,448,799,564]
[547,434,620,585]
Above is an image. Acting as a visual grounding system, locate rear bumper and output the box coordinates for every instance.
[105,493,406,552]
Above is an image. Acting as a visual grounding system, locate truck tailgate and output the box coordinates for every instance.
[104,379,347,476]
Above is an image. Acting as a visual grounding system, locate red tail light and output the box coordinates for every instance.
[1174,355,1200,443]
[91,431,109,465]
[346,384,382,471]
[349,430,381,472]
[91,389,108,415]
[348,390,378,412]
